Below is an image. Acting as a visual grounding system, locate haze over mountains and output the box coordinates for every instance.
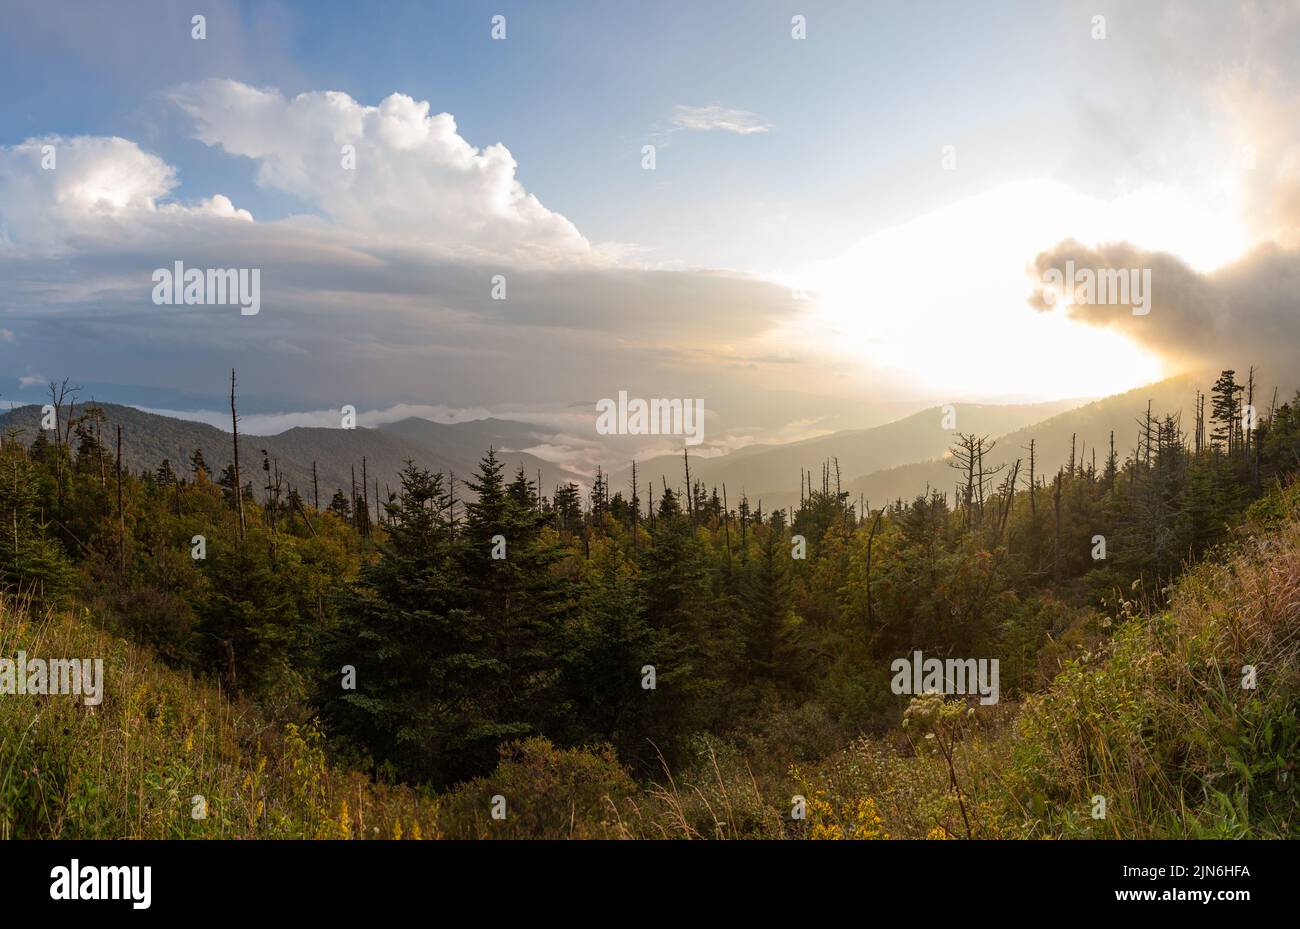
[712,374,1205,513]
[621,398,1088,505]
[560,373,1213,515]
[0,374,1234,516]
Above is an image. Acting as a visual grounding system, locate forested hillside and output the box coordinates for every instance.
[839,375,1203,511]
[1,369,1297,839]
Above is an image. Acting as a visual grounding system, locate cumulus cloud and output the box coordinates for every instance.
[670,105,771,136]
[167,80,589,263]
[0,135,254,251]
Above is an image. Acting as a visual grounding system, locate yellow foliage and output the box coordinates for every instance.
[338,799,352,839]
[806,791,888,840]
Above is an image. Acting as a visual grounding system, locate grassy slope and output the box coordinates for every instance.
[2,482,1296,839]
[0,602,438,839]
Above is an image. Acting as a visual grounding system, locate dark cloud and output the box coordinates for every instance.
[1029,239,1300,388]
[0,215,804,412]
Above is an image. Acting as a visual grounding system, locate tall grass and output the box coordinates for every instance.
[0,596,438,839]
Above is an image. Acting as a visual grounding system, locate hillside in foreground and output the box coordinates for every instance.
[2,368,1295,840]
[4,481,1295,840]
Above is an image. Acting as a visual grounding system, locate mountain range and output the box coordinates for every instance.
[0,375,1210,516]
[621,397,1089,505]
[0,403,586,516]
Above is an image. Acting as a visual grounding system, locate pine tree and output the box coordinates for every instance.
[327,488,351,519]
[155,458,178,487]
[1209,370,1243,456]
[320,463,496,784]
[196,533,300,697]
[0,446,75,604]
[553,482,582,532]
[637,484,713,741]
[743,517,804,685]
[459,448,570,746]
[561,545,677,772]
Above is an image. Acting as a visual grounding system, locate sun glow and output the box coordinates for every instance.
[780,179,1249,401]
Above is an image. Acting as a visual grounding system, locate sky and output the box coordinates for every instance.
[2,0,1299,468]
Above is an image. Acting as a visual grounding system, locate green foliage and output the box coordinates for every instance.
[1007,491,1300,838]
[4,373,1300,839]
[0,445,76,605]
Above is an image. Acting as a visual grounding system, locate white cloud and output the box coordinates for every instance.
[17,375,45,388]
[167,80,589,263]
[670,105,771,135]
[0,135,252,249]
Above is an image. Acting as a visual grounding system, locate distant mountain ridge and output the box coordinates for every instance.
[0,403,586,514]
[0,379,1204,517]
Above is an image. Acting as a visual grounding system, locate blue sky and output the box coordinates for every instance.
[2,1,1298,468]
[1,0,1091,270]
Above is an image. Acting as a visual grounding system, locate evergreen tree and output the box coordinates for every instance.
[1209,370,1243,456]
[0,446,75,604]
[459,448,570,745]
[196,532,301,697]
[320,463,496,784]
[155,458,178,487]
[553,482,582,532]
[743,518,804,685]
[561,545,679,771]
[327,488,351,519]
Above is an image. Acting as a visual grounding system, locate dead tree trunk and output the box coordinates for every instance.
[1053,469,1063,590]
[865,508,884,628]
[230,369,246,541]
[116,424,125,571]
[721,482,732,568]
[631,460,639,552]
[682,445,694,526]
